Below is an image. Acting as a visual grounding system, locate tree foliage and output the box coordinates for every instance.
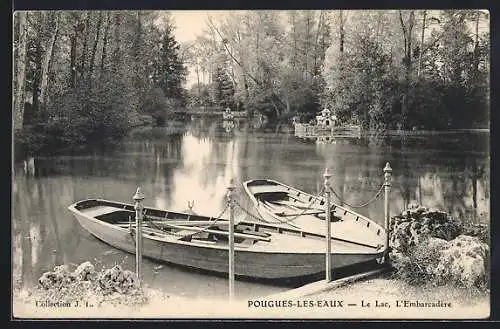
[187,10,489,130]
[13,11,188,157]
[152,23,187,101]
[321,9,489,130]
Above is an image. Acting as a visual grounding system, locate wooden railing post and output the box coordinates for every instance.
[324,168,332,282]
[132,187,145,282]
[383,162,392,264]
[227,179,236,301]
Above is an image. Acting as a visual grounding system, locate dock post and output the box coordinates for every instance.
[383,162,392,264]
[133,187,145,282]
[323,168,332,282]
[227,179,236,302]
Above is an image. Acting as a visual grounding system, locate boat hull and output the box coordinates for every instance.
[70,202,383,280]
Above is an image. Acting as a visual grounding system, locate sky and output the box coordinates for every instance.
[169,11,229,87]
[170,11,210,43]
[169,11,233,43]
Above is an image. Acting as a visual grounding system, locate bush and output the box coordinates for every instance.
[390,205,490,291]
[391,237,446,285]
[35,261,147,307]
[390,206,462,254]
[461,223,489,244]
[14,77,137,157]
[13,125,48,160]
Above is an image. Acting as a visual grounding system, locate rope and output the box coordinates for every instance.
[328,183,385,208]
[234,200,273,223]
[234,187,326,226]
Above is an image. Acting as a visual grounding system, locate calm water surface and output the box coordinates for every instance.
[12,120,490,300]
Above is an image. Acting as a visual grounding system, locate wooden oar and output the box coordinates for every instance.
[121,222,271,242]
[117,219,230,226]
[276,210,325,217]
[273,200,321,209]
[163,223,271,242]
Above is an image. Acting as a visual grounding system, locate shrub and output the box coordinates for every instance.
[390,205,490,291]
[35,261,147,307]
[13,125,48,160]
[390,206,462,254]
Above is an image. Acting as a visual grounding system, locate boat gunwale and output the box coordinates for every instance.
[68,199,382,255]
[242,179,386,233]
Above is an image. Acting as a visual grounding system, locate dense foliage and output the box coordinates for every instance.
[186,10,489,129]
[13,11,187,158]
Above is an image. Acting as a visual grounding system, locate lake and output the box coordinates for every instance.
[12,119,490,300]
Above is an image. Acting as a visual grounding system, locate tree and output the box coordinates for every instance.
[153,23,187,101]
[39,13,60,107]
[212,66,235,108]
[14,11,186,157]
[14,12,28,130]
[398,10,416,129]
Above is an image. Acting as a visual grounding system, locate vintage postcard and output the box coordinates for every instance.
[12,9,491,319]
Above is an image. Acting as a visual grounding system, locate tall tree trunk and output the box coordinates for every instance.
[40,14,60,107]
[339,11,345,53]
[313,11,324,76]
[236,30,250,100]
[70,34,77,88]
[304,13,311,81]
[14,12,28,130]
[255,26,260,82]
[399,10,415,129]
[472,11,481,74]
[45,21,60,104]
[196,66,200,91]
[284,91,290,113]
[80,12,91,80]
[70,14,83,88]
[113,12,121,72]
[291,12,297,69]
[100,12,111,77]
[417,10,426,77]
[375,12,382,43]
[32,12,44,115]
[133,11,142,89]
[89,12,103,84]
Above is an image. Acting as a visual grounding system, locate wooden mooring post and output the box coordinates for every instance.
[227,180,236,301]
[133,187,145,282]
[383,162,392,264]
[323,168,332,282]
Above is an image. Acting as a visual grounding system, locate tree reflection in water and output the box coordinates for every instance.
[312,133,489,225]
